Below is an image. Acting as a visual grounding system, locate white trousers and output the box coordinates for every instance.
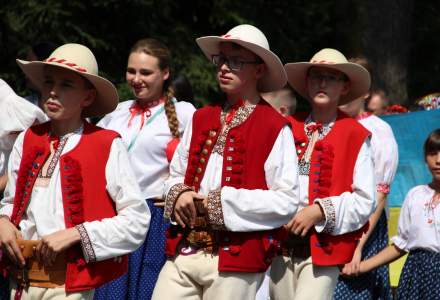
[269,256,339,300]
[152,251,265,300]
[10,280,94,300]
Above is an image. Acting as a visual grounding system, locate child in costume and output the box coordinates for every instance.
[152,24,300,300]
[270,48,376,300]
[94,38,195,300]
[0,43,150,299]
[343,128,440,300]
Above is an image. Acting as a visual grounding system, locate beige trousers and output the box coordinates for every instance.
[152,251,265,300]
[269,256,339,300]
[10,281,94,300]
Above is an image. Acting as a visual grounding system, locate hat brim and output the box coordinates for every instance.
[284,62,371,105]
[16,59,118,118]
[196,36,287,92]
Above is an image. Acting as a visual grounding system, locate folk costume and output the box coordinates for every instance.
[94,98,195,300]
[391,185,440,300]
[151,25,300,300]
[0,44,150,299]
[334,113,398,300]
[270,48,376,300]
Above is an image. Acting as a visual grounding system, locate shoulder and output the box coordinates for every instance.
[99,100,134,123]
[85,122,120,141]
[174,100,196,118]
[255,100,288,126]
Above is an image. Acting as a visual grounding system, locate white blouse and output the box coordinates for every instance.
[165,115,301,232]
[0,79,47,174]
[392,185,440,253]
[358,115,398,192]
[0,127,150,262]
[98,100,195,200]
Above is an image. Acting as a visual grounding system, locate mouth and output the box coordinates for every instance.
[219,75,232,84]
[46,101,61,111]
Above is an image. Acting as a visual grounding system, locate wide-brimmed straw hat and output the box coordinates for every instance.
[284,48,371,105]
[16,43,118,117]
[196,24,287,92]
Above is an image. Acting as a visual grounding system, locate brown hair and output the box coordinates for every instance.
[130,39,180,138]
[424,129,440,158]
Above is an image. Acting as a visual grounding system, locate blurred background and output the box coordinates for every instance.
[0,0,438,109]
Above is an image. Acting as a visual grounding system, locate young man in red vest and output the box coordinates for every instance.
[151,24,300,300]
[269,48,376,300]
[0,44,150,299]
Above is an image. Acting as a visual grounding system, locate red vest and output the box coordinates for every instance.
[166,100,288,272]
[290,111,371,266]
[10,121,128,292]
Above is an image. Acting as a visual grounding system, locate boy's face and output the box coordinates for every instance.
[41,66,95,121]
[426,150,440,182]
[214,42,265,96]
[306,66,350,108]
[126,51,169,102]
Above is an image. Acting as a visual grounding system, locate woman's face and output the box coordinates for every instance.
[41,66,95,121]
[426,150,440,182]
[126,52,169,102]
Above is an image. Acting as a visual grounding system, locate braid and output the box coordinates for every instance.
[164,87,180,139]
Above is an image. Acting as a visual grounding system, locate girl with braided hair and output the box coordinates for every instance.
[94,38,195,300]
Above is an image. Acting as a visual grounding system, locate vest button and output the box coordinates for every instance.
[202,149,208,155]
[194,176,199,182]
[205,139,213,146]
[200,158,206,164]
[297,149,302,154]
[209,131,216,137]
[301,142,306,147]
[196,168,202,174]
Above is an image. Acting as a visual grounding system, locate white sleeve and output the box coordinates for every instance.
[314,138,376,235]
[391,190,412,252]
[0,131,25,217]
[78,138,150,262]
[371,124,398,192]
[216,125,300,231]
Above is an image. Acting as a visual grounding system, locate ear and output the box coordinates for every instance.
[81,89,97,108]
[340,81,351,96]
[255,63,266,80]
[279,106,288,116]
[162,67,170,81]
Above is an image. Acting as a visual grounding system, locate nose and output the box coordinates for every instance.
[219,60,231,72]
[318,77,327,88]
[436,153,440,164]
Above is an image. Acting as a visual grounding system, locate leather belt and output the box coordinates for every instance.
[283,235,311,259]
[9,239,66,288]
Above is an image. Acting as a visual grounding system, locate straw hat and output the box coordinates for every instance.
[196,24,287,92]
[284,48,371,105]
[16,43,118,117]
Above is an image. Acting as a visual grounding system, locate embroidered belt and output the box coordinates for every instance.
[184,199,218,254]
[9,239,66,289]
[282,235,311,259]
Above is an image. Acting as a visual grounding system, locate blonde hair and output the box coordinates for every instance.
[130,39,180,138]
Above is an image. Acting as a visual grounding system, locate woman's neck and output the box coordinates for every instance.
[430,180,440,193]
[50,118,83,136]
[137,94,164,107]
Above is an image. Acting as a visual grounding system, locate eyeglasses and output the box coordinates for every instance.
[211,54,262,71]
[307,71,346,84]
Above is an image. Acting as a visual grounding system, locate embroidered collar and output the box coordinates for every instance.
[304,114,335,140]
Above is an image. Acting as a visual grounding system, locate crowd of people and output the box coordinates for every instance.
[0,23,438,300]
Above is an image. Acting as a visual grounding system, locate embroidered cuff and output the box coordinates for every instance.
[206,189,226,230]
[314,198,336,234]
[164,183,193,219]
[377,183,390,194]
[75,224,96,263]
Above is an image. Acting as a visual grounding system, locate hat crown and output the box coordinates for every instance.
[46,43,98,75]
[225,24,270,50]
[310,48,348,65]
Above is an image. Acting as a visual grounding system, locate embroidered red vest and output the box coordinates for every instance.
[290,111,371,266]
[10,121,128,292]
[166,100,289,272]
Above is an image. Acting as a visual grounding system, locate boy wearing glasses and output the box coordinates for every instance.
[151,24,300,300]
[269,48,376,300]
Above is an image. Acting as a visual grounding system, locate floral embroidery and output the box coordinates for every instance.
[76,224,96,263]
[315,198,336,234]
[304,114,334,141]
[164,183,193,219]
[206,189,225,230]
[212,105,256,155]
[377,183,390,194]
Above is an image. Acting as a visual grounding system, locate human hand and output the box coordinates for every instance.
[173,191,205,228]
[341,247,363,276]
[0,217,25,266]
[285,204,324,237]
[36,227,80,267]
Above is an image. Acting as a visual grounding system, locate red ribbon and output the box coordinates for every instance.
[49,135,60,151]
[225,99,244,125]
[128,98,164,130]
[305,123,323,134]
